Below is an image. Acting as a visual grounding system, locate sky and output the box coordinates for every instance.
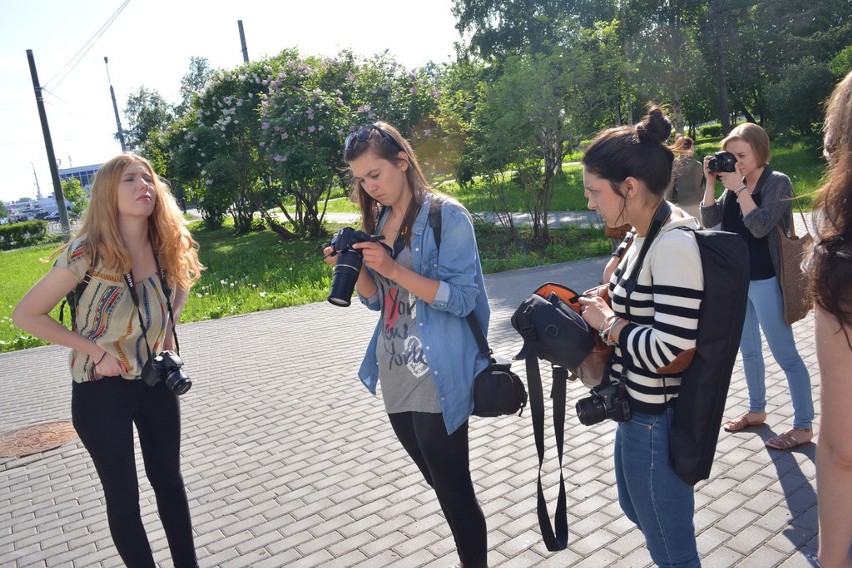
[0,0,462,204]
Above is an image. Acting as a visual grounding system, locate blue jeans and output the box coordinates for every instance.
[739,277,814,429]
[615,407,700,568]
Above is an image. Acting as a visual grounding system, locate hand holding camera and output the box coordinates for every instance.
[325,227,392,307]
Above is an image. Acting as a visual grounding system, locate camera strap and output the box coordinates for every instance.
[121,248,180,364]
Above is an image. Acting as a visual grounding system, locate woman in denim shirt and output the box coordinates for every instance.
[324,121,490,568]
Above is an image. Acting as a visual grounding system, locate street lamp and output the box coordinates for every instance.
[104,56,127,152]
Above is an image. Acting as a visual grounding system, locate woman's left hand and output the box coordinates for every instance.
[353,241,397,279]
[577,295,614,332]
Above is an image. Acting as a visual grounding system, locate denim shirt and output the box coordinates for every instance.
[357,193,491,434]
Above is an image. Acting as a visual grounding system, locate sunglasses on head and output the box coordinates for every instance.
[344,124,404,153]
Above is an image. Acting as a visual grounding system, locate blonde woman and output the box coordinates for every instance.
[701,123,814,450]
[13,153,203,568]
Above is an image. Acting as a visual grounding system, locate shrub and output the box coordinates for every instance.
[0,220,48,250]
[699,124,723,138]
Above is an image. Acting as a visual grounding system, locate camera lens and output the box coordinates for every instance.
[576,395,608,426]
[328,249,363,307]
[164,368,192,395]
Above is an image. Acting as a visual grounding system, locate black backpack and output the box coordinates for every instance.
[621,201,749,486]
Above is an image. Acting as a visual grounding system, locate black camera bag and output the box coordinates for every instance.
[508,282,607,552]
[428,200,527,418]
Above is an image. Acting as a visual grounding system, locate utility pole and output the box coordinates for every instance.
[26,49,70,235]
[238,20,249,62]
[104,56,127,151]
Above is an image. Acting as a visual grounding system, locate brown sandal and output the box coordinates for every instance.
[766,428,813,450]
[724,412,766,432]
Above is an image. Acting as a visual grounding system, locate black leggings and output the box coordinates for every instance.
[388,412,487,568]
[72,377,197,568]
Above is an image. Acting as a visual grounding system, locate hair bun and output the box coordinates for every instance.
[636,105,672,144]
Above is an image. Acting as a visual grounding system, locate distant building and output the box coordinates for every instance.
[59,163,102,192]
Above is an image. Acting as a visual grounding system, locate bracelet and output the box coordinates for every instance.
[94,351,107,366]
[599,315,616,334]
[735,185,747,196]
[600,316,622,346]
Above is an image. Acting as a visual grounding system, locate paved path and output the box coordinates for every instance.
[1,212,819,567]
[0,249,821,567]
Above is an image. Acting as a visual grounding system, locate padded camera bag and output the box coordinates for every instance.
[428,200,527,418]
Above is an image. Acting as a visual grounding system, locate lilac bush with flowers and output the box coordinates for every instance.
[170,49,440,238]
[259,51,440,237]
[172,57,293,234]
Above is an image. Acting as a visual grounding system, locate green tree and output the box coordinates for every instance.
[61,177,88,216]
[123,87,174,153]
[178,56,213,114]
[473,23,616,245]
[0,201,7,218]
[452,0,617,59]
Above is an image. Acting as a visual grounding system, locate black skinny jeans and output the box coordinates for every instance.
[72,377,197,568]
[388,412,488,568]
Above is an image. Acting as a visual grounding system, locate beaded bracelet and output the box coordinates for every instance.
[601,316,624,345]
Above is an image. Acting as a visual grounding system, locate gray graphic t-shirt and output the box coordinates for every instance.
[376,245,442,414]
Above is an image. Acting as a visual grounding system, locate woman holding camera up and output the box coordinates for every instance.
[700,124,814,451]
[13,153,203,568]
[577,106,703,568]
[323,121,490,568]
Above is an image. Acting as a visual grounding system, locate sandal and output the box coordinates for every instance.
[766,428,813,450]
[724,412,766,432]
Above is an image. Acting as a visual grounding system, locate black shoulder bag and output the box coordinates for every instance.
[426,199,527,418]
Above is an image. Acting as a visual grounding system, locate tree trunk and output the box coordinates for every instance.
[714,0,731,135]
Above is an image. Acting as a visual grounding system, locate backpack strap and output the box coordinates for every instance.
[59,252,99,330]
[428,196,493,358]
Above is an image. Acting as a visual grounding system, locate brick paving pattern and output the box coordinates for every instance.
[1,243,821,567]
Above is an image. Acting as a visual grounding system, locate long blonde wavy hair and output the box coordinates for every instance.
[55,153,203,290]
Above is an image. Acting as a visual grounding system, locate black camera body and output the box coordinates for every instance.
[327,227,386,307]
[575,380,631,426]
[141,350,192,395]
[707,151,737,173]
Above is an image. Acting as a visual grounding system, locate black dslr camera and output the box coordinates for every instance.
[707,151,737,173]
[141,350,192,395]
[326,227,389,307]
[575,380,631,426]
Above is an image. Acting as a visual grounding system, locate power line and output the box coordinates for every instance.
[43,0,132,91]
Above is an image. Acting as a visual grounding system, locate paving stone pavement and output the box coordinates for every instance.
[0,253,821,568]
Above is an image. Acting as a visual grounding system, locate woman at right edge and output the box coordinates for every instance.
[700,123,814,450]
[810,70,852,568]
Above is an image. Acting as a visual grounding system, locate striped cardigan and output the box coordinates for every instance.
[607,214,704,415]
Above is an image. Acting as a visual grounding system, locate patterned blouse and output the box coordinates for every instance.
[55,237,171,383]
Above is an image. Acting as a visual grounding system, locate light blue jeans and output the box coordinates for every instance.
[739,277,814,429]
[615,407,700,568]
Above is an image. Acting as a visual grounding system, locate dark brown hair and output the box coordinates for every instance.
[582,104,675,201]
[809,70,852,338]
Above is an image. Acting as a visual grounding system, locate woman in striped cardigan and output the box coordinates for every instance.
[578,106,703,568]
